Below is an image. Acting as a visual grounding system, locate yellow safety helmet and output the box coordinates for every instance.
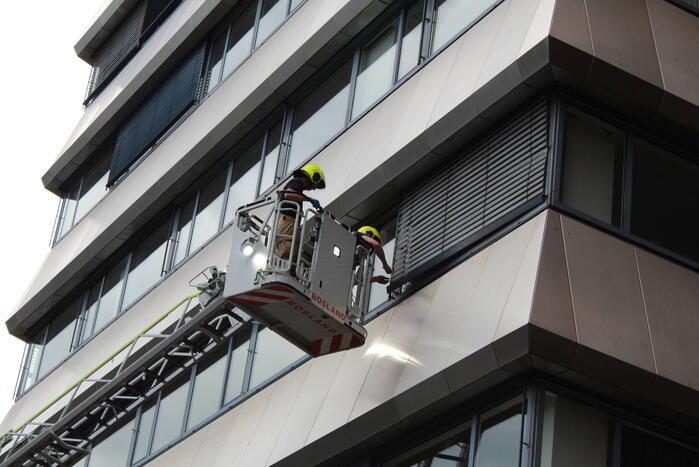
[294,163,326,189]
[358,226,381,243]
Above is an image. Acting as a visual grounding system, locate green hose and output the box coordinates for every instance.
[1,290,203,444]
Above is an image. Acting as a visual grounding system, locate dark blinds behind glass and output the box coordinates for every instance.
[109,45,206,186]
[391,97,549,289]
[86,0,184,101]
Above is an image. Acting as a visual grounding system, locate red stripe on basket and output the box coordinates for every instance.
[229,297,268,307]
[266,285,293,293]
[246,291,288,300]
[330,334,343,352]
[310,339,322,357]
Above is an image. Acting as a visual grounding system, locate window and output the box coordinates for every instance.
[540,392,610,467]
[431,0,497,52]
[37,298,82,378]
[53,148,111,244]
[558,105,699,266]
[225,327,252,403]
[93,258,128,332]
[87,421,134,467]
[79,280,102,344]
[257,0,289,47]
[631,140,698,262]
[189,173,227,253]
[259,122,283,195]
[186,353,227,430]
[19,334,45,393]
[222,3,256,78]
[133,405,156,462]
[172,198,196,266]
[287,60,353,171]
[620,424,699,467]
[474,397,524,467]
[224,138,264,225]
[122,223,170,307]
[248,327,306,388]
[352,21,399,120]
[151,382,189,452]
[398,1,425,80]
[206,31,227,91]
[560,110,625,227]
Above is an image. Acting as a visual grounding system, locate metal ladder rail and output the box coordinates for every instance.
[1,295,244,467]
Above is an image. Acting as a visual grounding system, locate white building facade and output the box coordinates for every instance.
[2,0,699,465]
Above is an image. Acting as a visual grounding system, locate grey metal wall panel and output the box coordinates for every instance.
[109,44,205,186]
[391,97,549,287]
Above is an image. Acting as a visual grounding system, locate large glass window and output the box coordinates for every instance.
[257,0,289,46]
[186,353,227,430]
[559,105,699,266]
[474,398,523,467]
[631,140,699,262]
[398,1,425,80]
[561,109,625,227]
[58,184,80,239]
[79,281,102,344]
[540,392,610,467]
[352,21,399,120]
[133,405,156,462]
[38,298,82,378]
[151,383,190,453]
[206,31,227,92]
[20,333,45,393]
[259,122,283,195]
[287,61,353,171]
[189,173,227,253]
[225,327,252,403]
[93,258,128,332]
[431,0,497,52]
[74,155,110,222]
[224,139,264,225]
[122,223,170,307]
[222,3,256,78]
[87,421,134,467]
[172,198,196,266]
[249,327,306,388]
[620,424,699,467]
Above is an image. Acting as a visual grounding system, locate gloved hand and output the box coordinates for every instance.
[307,197,322,210]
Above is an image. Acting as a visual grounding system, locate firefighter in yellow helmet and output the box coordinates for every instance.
[356,226,393,284]
[276,164,326,259]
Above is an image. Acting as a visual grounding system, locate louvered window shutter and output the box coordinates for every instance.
[86,0,183,101]
[391,98,549,289]
[87,2,147,98]
[108,45,206,186]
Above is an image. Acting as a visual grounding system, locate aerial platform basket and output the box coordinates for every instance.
[223,196,374,357]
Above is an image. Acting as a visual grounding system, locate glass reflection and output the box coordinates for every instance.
[190,173,226,253]
[256,0,288,47]
[475,398,523,467]
[222,3,256,78]
[432,0,496,52]
[122,223,169,307]
[287,60,352,171]
[398,1,424,79]
[187,356,226,430]
[151,383,189,452]
[249,328,306,388]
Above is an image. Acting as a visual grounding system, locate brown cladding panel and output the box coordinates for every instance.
[646,0,699,108]
[560,216,656,374]
[585,0,663,88]
[530,211,577,341]
[635,248,699,389]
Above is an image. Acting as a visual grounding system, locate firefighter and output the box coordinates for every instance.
[276,163,326,260]
[356,226,393,284]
